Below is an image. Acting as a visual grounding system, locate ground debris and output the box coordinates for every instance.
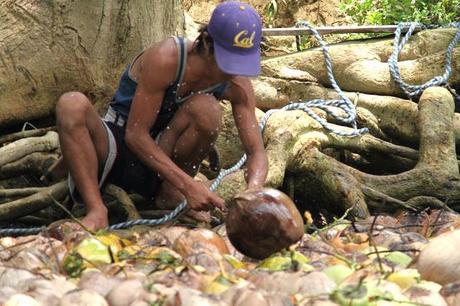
[0,211,459,305]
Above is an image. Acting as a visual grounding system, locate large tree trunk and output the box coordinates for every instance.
[0,0,184,128]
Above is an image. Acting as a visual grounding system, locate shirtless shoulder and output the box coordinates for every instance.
[131,37,181,90]
[225,76,255,106]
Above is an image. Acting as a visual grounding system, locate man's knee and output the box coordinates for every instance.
[56,92,91,128]
[186,94,222,136]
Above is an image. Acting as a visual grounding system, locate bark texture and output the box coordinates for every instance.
[0,0,183,128]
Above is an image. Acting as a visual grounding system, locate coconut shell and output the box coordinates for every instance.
[226,188,304,259]
[173,228,229,258]
[414,229,460,285]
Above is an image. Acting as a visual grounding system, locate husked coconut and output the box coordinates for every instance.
[226,188,304,259]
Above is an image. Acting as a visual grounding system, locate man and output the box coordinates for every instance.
[55,1,268,231]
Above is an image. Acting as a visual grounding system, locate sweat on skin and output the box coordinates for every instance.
[55,1,268,231]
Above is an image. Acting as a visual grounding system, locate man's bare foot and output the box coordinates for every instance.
[81,207,108,231]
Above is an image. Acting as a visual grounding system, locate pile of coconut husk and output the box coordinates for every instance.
[0,209,460,306]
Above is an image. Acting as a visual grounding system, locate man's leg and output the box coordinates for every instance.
[55,92,110,230]
[155,94,222,209]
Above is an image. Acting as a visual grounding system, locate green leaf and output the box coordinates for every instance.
[291,251,309,265]
[332,282,382,306]
[257,255,292,271]
[204,274,234,294]
[323,265,354,285]
[332,284,370,306]
[153,250,178,265]
[62,251,85,278]
[339,0,460,24]
[384,251,412,268]
[223,254,245,270]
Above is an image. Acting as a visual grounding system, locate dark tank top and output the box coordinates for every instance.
[110,36,229,136]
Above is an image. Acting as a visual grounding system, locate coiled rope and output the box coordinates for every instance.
[0,21,376,236]
[389,22,460,98]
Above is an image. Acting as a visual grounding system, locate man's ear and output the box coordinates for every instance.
[202,32,213,58]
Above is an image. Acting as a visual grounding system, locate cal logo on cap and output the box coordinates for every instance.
[233,30,255,48]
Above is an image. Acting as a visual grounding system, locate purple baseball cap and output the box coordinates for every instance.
[208,1,262,77]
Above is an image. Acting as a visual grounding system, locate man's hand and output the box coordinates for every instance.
[183,180,226,211]
[246,181,263,191]
[81,206,108,231]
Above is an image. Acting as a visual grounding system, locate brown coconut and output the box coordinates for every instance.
[413,229,460,285]
[225,188,304,259]
[173,228,229,258]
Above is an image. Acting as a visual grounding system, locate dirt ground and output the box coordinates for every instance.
[182,0,347,27]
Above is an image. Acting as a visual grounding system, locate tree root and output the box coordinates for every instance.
[361,186,417,212]
[0,152,59,180]
[0,132,59,167]
[292,87,460,216]
[253,78,460,146]
[0,187,48,199]
[260,28,460,97]
[215,87,460,220]
[103,184,141,220]
[405,196,455,213]
[356,106,390,141]
[15,215,53,226]
[139,210,174,218]
[0,127,56,146]
[322,132,419,160]
[0,181,68,221]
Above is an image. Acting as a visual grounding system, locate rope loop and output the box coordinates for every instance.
[389,22,460,98]
[290,21,367,135]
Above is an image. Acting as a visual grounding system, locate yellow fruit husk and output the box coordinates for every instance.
[387,269,420,290]
[75,237,112,266]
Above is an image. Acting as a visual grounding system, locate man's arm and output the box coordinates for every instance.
[124,43,225,210]
[224,77,268,189]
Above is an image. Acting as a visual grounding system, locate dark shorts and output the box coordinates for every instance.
[104,121,162,200]
[68,120,162,203]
